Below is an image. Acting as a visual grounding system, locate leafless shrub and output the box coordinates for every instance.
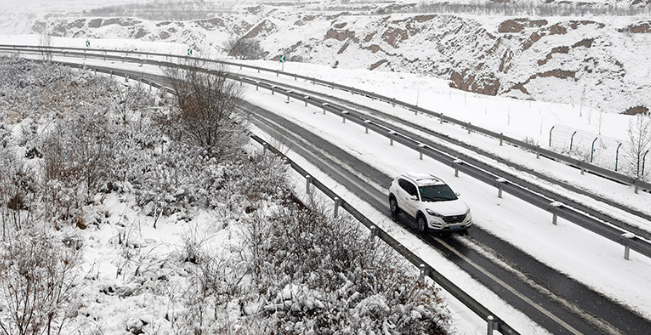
[0,227,81,335]
[39,28,52,63]
[626,111,651,178]
[0,147,37,238]
[174,223,251,335]
[223,36,265,60]
[164,63,247,160]
[244,200,451,334]
[41,112,116,223]
[116,82,155,124]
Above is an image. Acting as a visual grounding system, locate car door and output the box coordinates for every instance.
[399,179,419,218]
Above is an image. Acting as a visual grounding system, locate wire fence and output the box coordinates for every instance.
[549,124,649,178]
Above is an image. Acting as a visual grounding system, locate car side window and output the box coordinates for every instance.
[399,179,418,198]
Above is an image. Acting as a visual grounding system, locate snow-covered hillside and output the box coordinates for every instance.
[2,1,650,115]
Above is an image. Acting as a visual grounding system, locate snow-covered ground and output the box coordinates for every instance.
[3,35,651,334]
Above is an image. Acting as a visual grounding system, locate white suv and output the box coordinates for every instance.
[389,172,472,233]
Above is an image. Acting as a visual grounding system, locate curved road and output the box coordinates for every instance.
[239,99,651,335]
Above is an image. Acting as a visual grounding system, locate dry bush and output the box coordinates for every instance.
[173,224,251,335]
[0,227,81,335]
[164,63,247,160]
[41,111,116,223]
[0,146,37,238]
[245,200,451,334]
[626,112,651,178]
[223,36,265,60]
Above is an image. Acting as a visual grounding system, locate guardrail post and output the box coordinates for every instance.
[536,145,541,159]
[487,316,496,335]
[305,175,312,194]
[364,120,371,133]
[634,180,639,195]
[418,144,426,160]
[331,82,334,90]
[110,70,113,78]
[276,70,279,77]
[499,133,503,146]
[389,131,396,146]
[271,85,275,95]
[621,233,635,260]
[333,197,341,218]
[467,122,472,134]
[391,98,395,107]
[440,113,444,124]
[257,67,260,73]
[550,202,562,225]
[125,75,129,83]
[263,142,268,155]
[322,102,328,114]
[496,178,507,198]
[453,159,463,177]
[419,264,427,283]
[370,225,378,239]
[342,111,348,123]
[255,81,259,91]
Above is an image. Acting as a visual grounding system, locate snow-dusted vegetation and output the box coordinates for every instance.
[0,57,451,334]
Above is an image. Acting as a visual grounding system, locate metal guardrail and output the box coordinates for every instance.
[250,134,520,335]
[2,44,648,193]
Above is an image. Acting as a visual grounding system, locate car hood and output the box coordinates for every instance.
[426,199,469,216]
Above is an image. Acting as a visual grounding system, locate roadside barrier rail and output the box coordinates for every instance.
[2,43,649,193]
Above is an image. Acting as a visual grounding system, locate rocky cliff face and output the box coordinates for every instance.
[31,10,651,114]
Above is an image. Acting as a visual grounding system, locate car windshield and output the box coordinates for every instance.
[419,184,457,202]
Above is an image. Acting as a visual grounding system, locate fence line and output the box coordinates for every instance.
[550,124,648,177]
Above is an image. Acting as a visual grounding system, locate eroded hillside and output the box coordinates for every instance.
[29,7,651,114]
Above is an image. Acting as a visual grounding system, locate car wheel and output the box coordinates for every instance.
[417,214,427,233]
[389,196,400,215]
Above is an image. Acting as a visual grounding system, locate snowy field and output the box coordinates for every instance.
[2,35,651,334]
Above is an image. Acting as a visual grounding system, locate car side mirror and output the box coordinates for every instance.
[410,195,419,201]
[455,192,461,197]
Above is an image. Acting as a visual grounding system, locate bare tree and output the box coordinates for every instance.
[0,228,81,335]
[164,63,247,159]
[222,35,264,60]
[39,24,52,62]
[626,111,651,178]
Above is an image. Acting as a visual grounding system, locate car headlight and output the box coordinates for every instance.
[426,208,443,217]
